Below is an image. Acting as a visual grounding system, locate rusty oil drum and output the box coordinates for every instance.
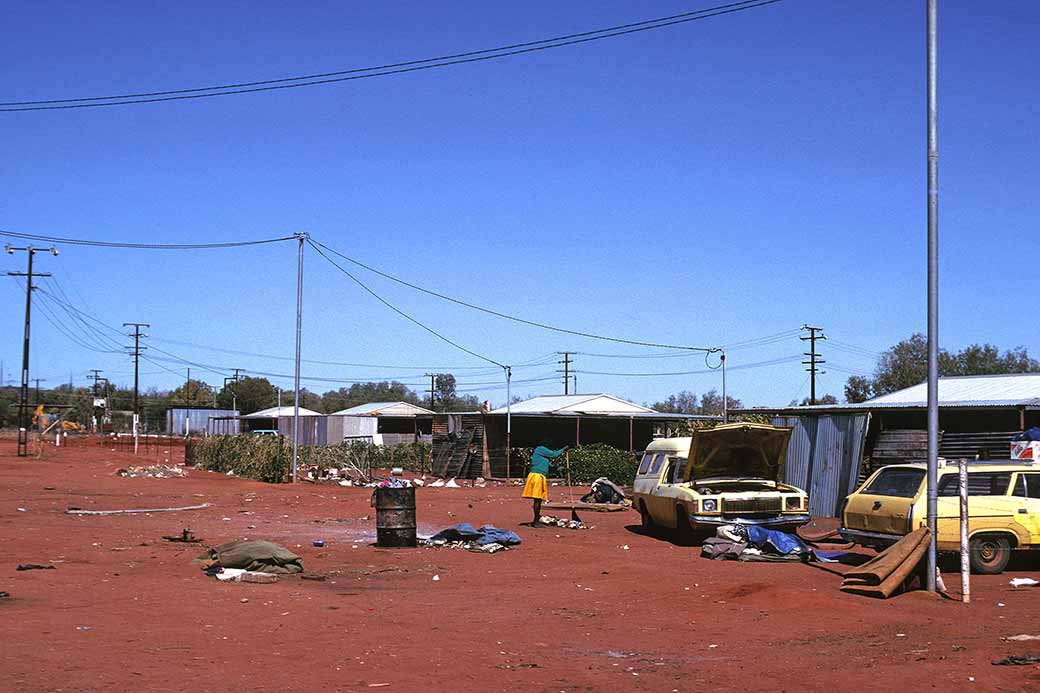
[374,486,417,547]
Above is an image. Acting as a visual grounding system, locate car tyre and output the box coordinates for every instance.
[675,505,695,543]
[639,501,655,531]
[969,535,1011,575]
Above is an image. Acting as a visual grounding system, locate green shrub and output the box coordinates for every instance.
[513,444,638,486]
[192,436,431,483]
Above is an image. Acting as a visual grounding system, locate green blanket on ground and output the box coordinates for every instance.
[196,540,304,574]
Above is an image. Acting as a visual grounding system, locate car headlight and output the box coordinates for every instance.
[702,498,718,513]
[785,496,803,511]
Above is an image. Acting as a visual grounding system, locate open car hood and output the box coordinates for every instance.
[684,423,792,482]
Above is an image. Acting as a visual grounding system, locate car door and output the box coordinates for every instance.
[1010,472,1040,546]
[936,471,1016,548]
[644,453,674,526]
[844,467,925,535]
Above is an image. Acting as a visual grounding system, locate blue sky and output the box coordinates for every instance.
[2,0,1037,408]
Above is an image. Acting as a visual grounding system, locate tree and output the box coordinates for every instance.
[168,379,214,408]
[652,390,700,414]
[216,376,276,414]
[319,381,420,413]
[790,394,838,406]
[699,389,743,416]
[433,374,457,406]
[844,375,873,403]
[844,334,1040,401]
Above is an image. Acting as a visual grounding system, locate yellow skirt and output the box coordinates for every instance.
[522,472,548,501]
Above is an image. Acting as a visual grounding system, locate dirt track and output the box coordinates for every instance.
[3,439,1040,692]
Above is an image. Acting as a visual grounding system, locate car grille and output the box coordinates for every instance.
[722,497,782,515]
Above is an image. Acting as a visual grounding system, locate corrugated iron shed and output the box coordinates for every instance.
[330,401,434,417]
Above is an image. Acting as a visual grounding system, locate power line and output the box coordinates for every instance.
[307,239,506,368]
[0,230,296,250]
[575,354,802,377]
[0,1,783,112]
[310,238,718,352]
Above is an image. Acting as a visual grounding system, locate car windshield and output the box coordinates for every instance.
[862,468,926,498]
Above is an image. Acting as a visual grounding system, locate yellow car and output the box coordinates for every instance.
[841,460,1040,574]
[632,422,810,537]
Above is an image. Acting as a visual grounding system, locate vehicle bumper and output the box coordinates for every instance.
[839,527,903,547]
[689,513,810,528]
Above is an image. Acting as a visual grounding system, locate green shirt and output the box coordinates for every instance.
[530,446,566,476]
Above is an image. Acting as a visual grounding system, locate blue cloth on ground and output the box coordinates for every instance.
[428,523,522,546]
[746,525,811,556]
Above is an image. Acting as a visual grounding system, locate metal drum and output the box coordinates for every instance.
[374,487,417,547]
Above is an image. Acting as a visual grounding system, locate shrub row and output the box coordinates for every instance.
[513,443,640,486]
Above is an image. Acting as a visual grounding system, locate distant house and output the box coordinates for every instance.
[327,401,434,446]
[165,407,239,436]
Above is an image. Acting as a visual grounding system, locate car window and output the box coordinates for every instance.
[1013,473,1040,499]
[937,472,1012,497]
[649,453,666,475]
[862,468,926,498]
[671,457,688,483]
[638,453,654,475]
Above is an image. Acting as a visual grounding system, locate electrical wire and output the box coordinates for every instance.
[310,238,718,352]
[307,239,506,368]
[0,229,296,249]
[574,354,802,377]
[1,1,783,112]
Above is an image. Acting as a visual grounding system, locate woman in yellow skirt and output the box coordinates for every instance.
[523,445,567,526]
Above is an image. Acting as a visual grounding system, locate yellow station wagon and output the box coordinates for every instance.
[841,460,1040,574]
[632,422,810,537]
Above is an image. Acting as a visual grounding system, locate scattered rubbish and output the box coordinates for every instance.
[76,626,92,631]
[116,464,187,479]
[196,540,303,574]
[432,574,440,581]
[539,514,590,530]
[215,568,247,581]
[300,573,327,581]
[66,503,211,516]
[998,602,1006,607]
[1010,577,1040,588]
[444,478,460,488]
[621,545,630,550]
[163,529,202,544]
[0,591,9,599]
[16,508,28,513]
[993,654,1040,666]
[391,467,404,476]
[213,568,279,583]
[423,523,522,553]
[580,477,630,505]
[312,540,325,548]
[412,478,425,487]
[16,564,55,571]
[1004,635,1040,642]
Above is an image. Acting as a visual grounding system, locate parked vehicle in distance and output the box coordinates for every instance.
[841,460,1040,574]
[249,429,280,437]
[632,422,810,538]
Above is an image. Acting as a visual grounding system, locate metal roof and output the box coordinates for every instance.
[489,393,655,416]
[330,401,434,417]
[865,373,1040,408]
[242,405,324,419]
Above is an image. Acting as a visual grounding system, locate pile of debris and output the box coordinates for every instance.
[422,523,522,554]
[116,464,188,479]
[539,514,590,530]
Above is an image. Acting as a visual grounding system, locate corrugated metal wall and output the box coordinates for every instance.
[773,414,869,518]
[277,415,328,446]
[165,408,239,435]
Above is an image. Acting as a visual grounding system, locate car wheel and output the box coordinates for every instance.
[969,535,1011,575]
[675,505,695,542]
[639,501,655,530]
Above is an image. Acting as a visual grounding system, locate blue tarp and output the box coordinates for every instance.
[427,523,522,546]
[746,525,811,556]
[1013,427,1040,442]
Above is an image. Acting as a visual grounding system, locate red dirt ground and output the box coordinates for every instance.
[3,438,1040,692]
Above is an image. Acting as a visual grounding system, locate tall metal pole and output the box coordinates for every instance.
[505,366,512,479]
[925,0,940,592]
[721,350,728,422]
[292,233,306,483]
[6,243,56,457]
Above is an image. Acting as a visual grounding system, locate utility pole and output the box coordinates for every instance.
[231,368,243,412]
[6,243,57,457]
[800,325,827,405]
[124,322,149,451]
[291,232,306,484]
[925,0,940,592]
[88,369,103,434]
[557,352,574,395]
[185,368,191,407]
[33,378,45,405]
[425,373,437,412]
